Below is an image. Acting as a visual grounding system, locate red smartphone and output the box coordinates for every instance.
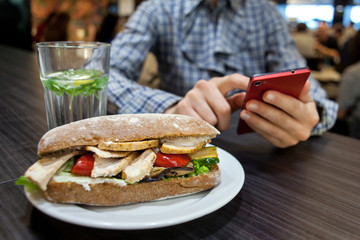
[237,67,311,134]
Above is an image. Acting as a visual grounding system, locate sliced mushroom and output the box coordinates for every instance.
[141,167,194,182]
[164,167,194,177]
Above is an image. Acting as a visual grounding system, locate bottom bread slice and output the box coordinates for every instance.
[45,165,220,206]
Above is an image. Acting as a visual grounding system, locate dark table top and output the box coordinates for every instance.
[1,45,360,240]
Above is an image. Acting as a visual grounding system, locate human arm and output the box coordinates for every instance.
[167,1,337,147]
[337,64,360,119]
[108,1,181,114]
[314,41,340,64]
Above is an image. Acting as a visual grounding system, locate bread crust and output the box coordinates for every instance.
[38,114,219,156]
[44,165,220,206]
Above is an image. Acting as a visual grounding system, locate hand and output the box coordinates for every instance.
[240,81,320,148]
[164,73,249,131]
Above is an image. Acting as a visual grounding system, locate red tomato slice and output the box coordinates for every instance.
[71,152,95,176]
[154,152,191,168]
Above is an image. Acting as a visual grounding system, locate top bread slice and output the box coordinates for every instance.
[38,114,220,156]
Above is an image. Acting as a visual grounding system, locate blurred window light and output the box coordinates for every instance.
[350,5,360,23]
[285,5,335,24]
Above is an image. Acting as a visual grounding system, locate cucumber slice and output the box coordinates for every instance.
[189,146,218,160]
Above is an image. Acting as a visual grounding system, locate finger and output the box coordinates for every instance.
[240,110,299,148]
[180,87,219,126]
[202,86,232,131]
[210,73,250,96]
[251,123,298,148]
[262,89,310,122]
[227,92,246,112]
[192,80,232,130]
[245,99,312,141]
[192,96,219,126]
[172,97,206,119]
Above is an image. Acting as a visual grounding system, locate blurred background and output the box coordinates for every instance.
[1,0,359,51]
[1,0,360,138]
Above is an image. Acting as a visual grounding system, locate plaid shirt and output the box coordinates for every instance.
[108,0,338,135]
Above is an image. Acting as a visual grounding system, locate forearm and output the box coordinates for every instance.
[108,0,184,113]
[108,70,182,114]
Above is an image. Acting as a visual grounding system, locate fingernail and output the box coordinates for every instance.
[265,93,274,102]
[241,111,251,120]
[247,103,258,111]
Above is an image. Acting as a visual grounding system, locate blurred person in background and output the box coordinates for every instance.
[292,23,319,70]
[95,13,120,43]
[292,23,316,59]
[33,12,56,43]
[314,23,340,66]
[108,0,338,148]
[332,24,344,48]
[332,30,360,139]
[337,23,359,73]
[341,22,357,47]
[43,12,70,42]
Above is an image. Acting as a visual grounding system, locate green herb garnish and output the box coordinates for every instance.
[41,69,108,110]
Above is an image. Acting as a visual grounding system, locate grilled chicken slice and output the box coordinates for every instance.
[85,146,130,158]
[91,152,138,178]
[25,151,84,191]
[159,136,211,154]
[122,149,157,184]
[98,139,159,151]
[160,141,206,154]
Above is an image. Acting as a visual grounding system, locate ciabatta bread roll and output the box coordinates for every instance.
[19,114,221,206]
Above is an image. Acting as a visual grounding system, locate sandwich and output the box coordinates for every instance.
[17,114,221,206]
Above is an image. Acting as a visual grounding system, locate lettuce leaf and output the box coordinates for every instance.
[188,158,219,176]
[15,175,40,190]
[63,157,75,172]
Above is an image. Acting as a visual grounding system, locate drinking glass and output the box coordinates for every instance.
[36,41,110,129]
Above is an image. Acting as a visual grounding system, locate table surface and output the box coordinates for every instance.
[1,45,360,240]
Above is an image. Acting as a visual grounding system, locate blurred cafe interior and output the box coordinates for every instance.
[1,0,360,139]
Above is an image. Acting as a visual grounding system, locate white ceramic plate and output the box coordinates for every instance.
[25,146,245,230]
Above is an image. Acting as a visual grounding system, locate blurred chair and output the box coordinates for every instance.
[95,13,120,43]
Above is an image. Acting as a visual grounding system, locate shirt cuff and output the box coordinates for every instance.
[311,99,338,136]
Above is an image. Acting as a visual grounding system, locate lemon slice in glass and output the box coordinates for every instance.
[73,79,94,86]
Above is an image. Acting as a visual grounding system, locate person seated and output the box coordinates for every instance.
[292,23,316,58]
[108,0,338,148]
[314,23,340,66]
[292,23,321,70]
[333,30,360,139]
[42,12,70,41]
